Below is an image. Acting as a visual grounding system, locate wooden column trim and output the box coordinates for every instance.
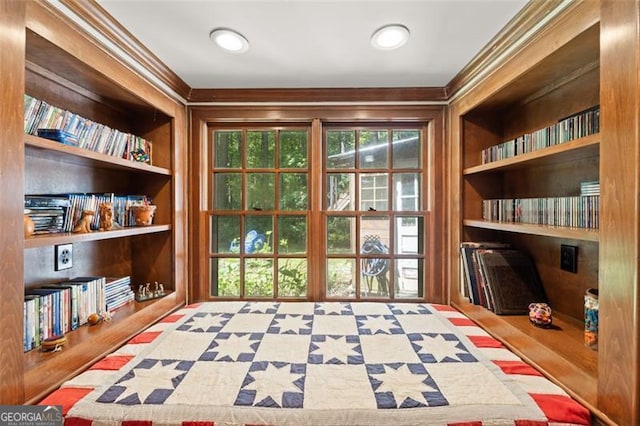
[0,0,26,405]
[598,0,640,424]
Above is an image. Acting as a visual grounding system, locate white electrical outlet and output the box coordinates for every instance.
[55,243,73,271]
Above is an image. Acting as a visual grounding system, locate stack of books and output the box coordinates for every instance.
[24,195,69,234]
[460,243,547,315]
[580,181,600,196]
[104,276,135,312]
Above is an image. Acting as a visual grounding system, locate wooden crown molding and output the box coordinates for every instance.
[188,87,447,104]
[59,0,191,101]
[445,0,570,100]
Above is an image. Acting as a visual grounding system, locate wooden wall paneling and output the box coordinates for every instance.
[23,239,133,290]
[309,118,324,301]
[461,109,502,169]
[188,87,447,104]
[131,233,173,291]
[138,118,173,170]
[462,173,503,220]
[24,159,132,195]
[502,158,599,199]
[189,109,209,302]
[425,109,446,303]
[599,0,640,424]
[0,0,26,405]
[168,103,188,304]
[508,234,599,322]
[501,66,600,140]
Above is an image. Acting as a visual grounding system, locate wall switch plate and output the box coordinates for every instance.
[55,243,73,271]
[560,244,577,273]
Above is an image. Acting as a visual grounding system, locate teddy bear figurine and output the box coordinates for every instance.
[73,210,95,233]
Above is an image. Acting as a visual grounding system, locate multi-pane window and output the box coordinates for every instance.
[324,127,425,299]
[207,122,428,302]
[209,128,309,298]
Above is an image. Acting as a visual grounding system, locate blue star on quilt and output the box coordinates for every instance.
[356,315,403,335]
[97,359,192,405]
[267,314,313,335]
[235,361,305,408]
[408,333,477,363]
[239,302,279,314]
[314,302,353,315]
[177,312,232,333]
[367,363,447,408]
[308,335,363,364]
[389,303,432,315]
[199,332,262,362]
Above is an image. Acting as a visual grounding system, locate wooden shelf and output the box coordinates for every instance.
[463,219,598,241]
[25,134,171,176]
[452,301,599,414]
[23,292,182,404]
[464,134,599,175]
[24,225,171,248]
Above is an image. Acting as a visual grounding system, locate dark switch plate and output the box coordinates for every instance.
[560,244,577,273]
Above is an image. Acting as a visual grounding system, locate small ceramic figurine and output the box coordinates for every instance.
[99,202,115,231]
[528,302,553,328]
[73,210,94,233]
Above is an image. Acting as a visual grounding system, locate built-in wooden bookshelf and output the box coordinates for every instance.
[0,0,187,405]
[448,1,611,423]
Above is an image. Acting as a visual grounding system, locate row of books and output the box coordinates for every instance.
[23,276,136,352]
[482,195,599,229]
[24,276,106,352]
[24,94,152,165]
[481,106,600,164]
[25,193,151,235]
[459,243,547,314]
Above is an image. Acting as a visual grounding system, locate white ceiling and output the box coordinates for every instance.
[97,0,528,90]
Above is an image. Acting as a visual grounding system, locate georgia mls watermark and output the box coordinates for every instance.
[0,406,62,426]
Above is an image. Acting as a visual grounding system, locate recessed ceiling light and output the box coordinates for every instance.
[371,24,410,50]
[209,28,249,54]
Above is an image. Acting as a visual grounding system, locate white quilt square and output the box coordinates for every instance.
[253,334,311,363]
[222,313,273,333]
[312,315,358,335]
[427,363,521,406]
[350,302,392,315]
[359,334,421,364]
[304,364,377,409]
[148,330,213,360]
[395,314,452,334]
[164,361,251,405]
[198,301,246,313]
[277,302,315,315]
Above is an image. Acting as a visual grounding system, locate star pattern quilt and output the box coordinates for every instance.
[41,302,590,426]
